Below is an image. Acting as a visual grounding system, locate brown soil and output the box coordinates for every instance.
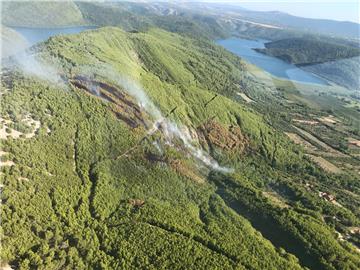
[197,119,248,153]
[0,115,40,139]
[70,76,148,128]
[0,264,14,270]
[128,199,145,208]
[348,138,360,147]
[318,115,338,125]
[349,227,360,234]
[236,92,253,103]
[292,119,319,125]
[284,132,317,151]
[0,151,15,167]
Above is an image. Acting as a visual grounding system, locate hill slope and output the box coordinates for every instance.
[1,27,360,270]
[188,2,360,39]
[256,38,360,89]
[1,1,85,27]
[257,38,360,65]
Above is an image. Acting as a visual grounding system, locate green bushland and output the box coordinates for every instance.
[1,27,360,270]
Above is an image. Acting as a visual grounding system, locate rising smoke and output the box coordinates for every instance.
[9,55,232,172]
[162,121,233,173]
[6,49,66,87]
[98,66,233,173]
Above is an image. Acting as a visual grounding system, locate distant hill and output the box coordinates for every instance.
[257,38,360,65]
[256,38,360,89]
[75,1,227,40]
[1,1,85,27]
[1,26,28,58]
[302,57,360,90]
[182,2,360,39]
[0,1,226,40]
[241,10,360,39]
[2,1,359,41]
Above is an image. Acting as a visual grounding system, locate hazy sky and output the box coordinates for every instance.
[197,1,360,23]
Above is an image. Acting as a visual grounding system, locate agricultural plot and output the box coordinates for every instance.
[307,154,342,174]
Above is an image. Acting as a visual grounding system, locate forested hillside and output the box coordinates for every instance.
[256,38,360,89]
[257,38,360,65]
[1,1,85,27]
[1,27,360,270]
[1,1,228,40]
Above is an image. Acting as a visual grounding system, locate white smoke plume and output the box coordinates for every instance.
[106,68,232,173]
[114,76,162,120]
[162,121,233,173]
[152,140,163,154]
[74,64,162,118]
[6,50,66,87]
[72,64,233,172]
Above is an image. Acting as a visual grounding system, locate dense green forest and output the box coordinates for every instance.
[1,27,360,270]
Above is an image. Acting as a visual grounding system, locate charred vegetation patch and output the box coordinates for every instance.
[197,118,248,154]
[144,150,166,163]
[70,75,148,128]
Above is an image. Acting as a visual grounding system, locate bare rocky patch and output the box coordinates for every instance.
[18,176,29,182]
[318,115,339,125]
[348,138,360,147]
[292,119,319,125]
[0,151,14,167]
[236,92,254,103]
[0,115,41,140]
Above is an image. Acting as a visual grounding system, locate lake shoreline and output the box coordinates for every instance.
[216,37,329,86]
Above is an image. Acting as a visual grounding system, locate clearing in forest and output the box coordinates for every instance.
[292,125,346,157]
[284,132,317,151]
[0,115,40,139]
[236,92,254,103]
[0,151,15,167]
[348,138,360,147]
[262,191,289,209]
[306,154,341,174]
[292,119,319,125]
[318,115,339,125]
